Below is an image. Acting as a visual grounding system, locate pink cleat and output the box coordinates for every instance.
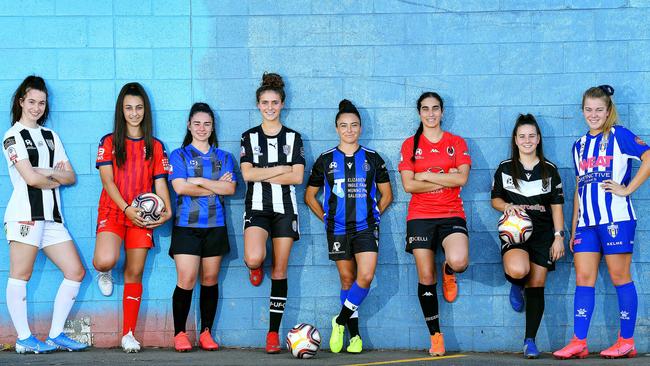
[553,336,588,360]
[600,335,636,359]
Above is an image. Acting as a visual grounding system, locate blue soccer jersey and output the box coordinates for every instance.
[169,145,236,228]
[572,125,649,227]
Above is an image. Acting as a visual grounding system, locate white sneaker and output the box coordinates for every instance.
[97,270,113,296]
[121,331,141,353]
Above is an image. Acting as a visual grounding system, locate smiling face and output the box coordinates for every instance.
[123,94,145,129]
[188,111,214,144]
[418,96,443,129]
[336,113,361,145]
[19,88,47,124]
[515,124,540,157]
[582,97,610,134]
[257,90,284,122]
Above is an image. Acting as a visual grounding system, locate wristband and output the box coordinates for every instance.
[123,204,130,213]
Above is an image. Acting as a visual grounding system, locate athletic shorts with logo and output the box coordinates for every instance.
[327,226,379,261]
[169,226,230,258]
[243,210,299,241]
[5,220,71,248]
[573,220,635,255]
[96,212,154,249]
[405,217,468,253]
[500,229,556,271]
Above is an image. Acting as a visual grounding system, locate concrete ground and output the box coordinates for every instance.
[1,348,648,366]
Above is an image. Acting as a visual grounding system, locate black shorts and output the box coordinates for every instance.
[405,217,468,253]
[243,210,300,241]
[327,226,379,261]
[501,229,555,271]
[169,226,230,258]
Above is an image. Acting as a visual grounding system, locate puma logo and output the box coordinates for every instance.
[244,217,252,224]
[126,296,141,302]
[269,142,277,149]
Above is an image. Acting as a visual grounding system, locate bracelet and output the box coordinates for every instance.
[123,204,129,213]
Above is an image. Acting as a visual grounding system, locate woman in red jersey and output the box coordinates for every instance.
[398,92,471,357]
[91,82,172,353]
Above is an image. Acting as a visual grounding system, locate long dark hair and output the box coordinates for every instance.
[335,99,360,126]
[255,72,285,102]
[411,92,444,162]
[113,82,153,167]
[11,75,49,126]
[510,114,549,189]
[182,102,218,148]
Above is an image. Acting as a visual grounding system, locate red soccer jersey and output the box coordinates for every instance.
[96,134,169,226]
[398,132,471,221]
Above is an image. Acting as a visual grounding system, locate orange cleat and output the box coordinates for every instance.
[199,329,219,351]
[249,267,263,286]
[174,331,192,352]
[429,332,445,356]
[553,335,588,359]
[441,262,458,303]
[265,331,281,354]
[600,335,636,359]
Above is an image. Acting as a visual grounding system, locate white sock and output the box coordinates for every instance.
[6,278,31,340]
[48,278,81,338]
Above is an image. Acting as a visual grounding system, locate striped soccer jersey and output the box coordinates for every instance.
[572,125,649,227]
[2,122,67,223]
[308,146,390,235]
[240,125,305,215]
[168,144,236,228]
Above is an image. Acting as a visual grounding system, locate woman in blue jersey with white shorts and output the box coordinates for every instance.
[554,85,650,359]
[168,102,236,352]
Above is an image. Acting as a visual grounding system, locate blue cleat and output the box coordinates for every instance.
[524,338,540,359]
[509,284,524,312]
[46,333,88,352]
[15,335,57,354]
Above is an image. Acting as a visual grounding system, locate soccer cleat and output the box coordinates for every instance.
[346,335,363,353]
[249,267,263,287]
[46,332,88,352]
[553,335,588,359]
[329,316,345,353]
[173,331,192,352]
[15,335,57,354]
[97,270,113,296]
[121,331,141,353]
[441,262,458,303]
[523,338,539,359]
[600,335,636,359]
[265,331,281,354]
[199,329,219,351]
[509,284,524,312]
[429,332,445,356]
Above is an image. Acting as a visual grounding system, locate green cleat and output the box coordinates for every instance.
[346,335,363,353]
[329,316,345,353]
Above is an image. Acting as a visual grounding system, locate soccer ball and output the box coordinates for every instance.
[286,323,321,359]
[497,210,533,245]
[131,193,165,222]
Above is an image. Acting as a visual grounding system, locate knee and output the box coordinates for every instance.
[418,273,436,286]
[201,273,218,286]
[177,274,197,289]
[124,267,143,283]
[244,255,264,269]
[93,257,114,272]
[355,272,374,288]
[575,271,596,286]
[505,265,529,280]
[609,272,631,287]
[64,267,85,282]
[340,274,355,290]
[10,272,31,282]
[447,257,468,273]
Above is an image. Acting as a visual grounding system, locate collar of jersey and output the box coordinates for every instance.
[187,143,213,156]
[126,136,144,141]
[336,144,362,157]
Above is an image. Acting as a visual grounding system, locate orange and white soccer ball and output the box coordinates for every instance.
[286,323,321,359]
[497,210,533,244]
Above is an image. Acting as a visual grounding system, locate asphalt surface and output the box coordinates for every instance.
[1,348,649,366]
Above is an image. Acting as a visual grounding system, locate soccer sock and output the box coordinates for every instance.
[573,286,595,340]
[269,278,287,333]
[123,283,143,335]
[340,288,359,337]
[6,278,31,340]
[615,282,637,339]
[504,273,527,287]
[524,287,545,339]
[417,283,440,335]
[172,286,193,335]
[49,278,81,338]
[200,284,219,332]
[444,263,454,275]
[336,282,369,325]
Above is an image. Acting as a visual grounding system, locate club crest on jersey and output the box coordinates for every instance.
[599,139,608,152]
[607,223,619,238]
[283,144,291,155]
[333,178,345,198]
[46,139,55,151]
[636,136,647,146]
[447,146,455,156]
[363,161,370,172]
[253,146,263,156]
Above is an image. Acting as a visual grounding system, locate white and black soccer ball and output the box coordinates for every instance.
[497,210,533,245]
[131,193,165,222]
[286,323,321,359]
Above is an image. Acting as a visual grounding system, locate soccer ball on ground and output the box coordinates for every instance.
[286,323,321,359]
[131,193,165,222]
[497,210,533,245]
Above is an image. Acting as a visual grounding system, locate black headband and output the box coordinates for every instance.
[598,84,614,96]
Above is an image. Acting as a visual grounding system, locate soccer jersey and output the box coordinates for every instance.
[572,125,649,227]
[96,133,169,226]
[3,122,67,223]
[491,159,564,233]
[169,144,236,228]
[308,146,390,235]
[398,132,471,221]
[240,125,305,215]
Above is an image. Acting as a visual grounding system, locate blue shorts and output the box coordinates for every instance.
[573,220,636,255]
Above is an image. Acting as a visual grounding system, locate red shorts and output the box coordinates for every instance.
[97,212,154,249]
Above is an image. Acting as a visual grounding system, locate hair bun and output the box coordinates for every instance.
[338,99,356,111]
[261,72,284,88]
[598,84,615,96]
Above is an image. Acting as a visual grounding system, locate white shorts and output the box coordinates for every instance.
[4,221,72,248]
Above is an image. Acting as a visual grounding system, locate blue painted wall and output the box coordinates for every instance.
[0,0,648,352]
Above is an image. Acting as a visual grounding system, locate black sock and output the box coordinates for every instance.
[417,283,440,335]
[347,316,359,337]
[505,273,527,287]
[172,286,193,335]
[444,263,454,275]
[269,278,287,332]
[336,307,354,325]
[200,284,219,332]
[525,287,545,339]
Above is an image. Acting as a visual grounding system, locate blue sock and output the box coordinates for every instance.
[573,286,595,340]
[615,282,637,339]
[336,282,369,325]
[340,289,349,306]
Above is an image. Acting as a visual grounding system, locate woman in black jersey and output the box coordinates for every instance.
[239,73,305,353]
[490,114,565,358]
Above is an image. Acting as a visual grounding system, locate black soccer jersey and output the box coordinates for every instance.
[240,125,305,215]
[491,159,564,232]
[308,146,390,235]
